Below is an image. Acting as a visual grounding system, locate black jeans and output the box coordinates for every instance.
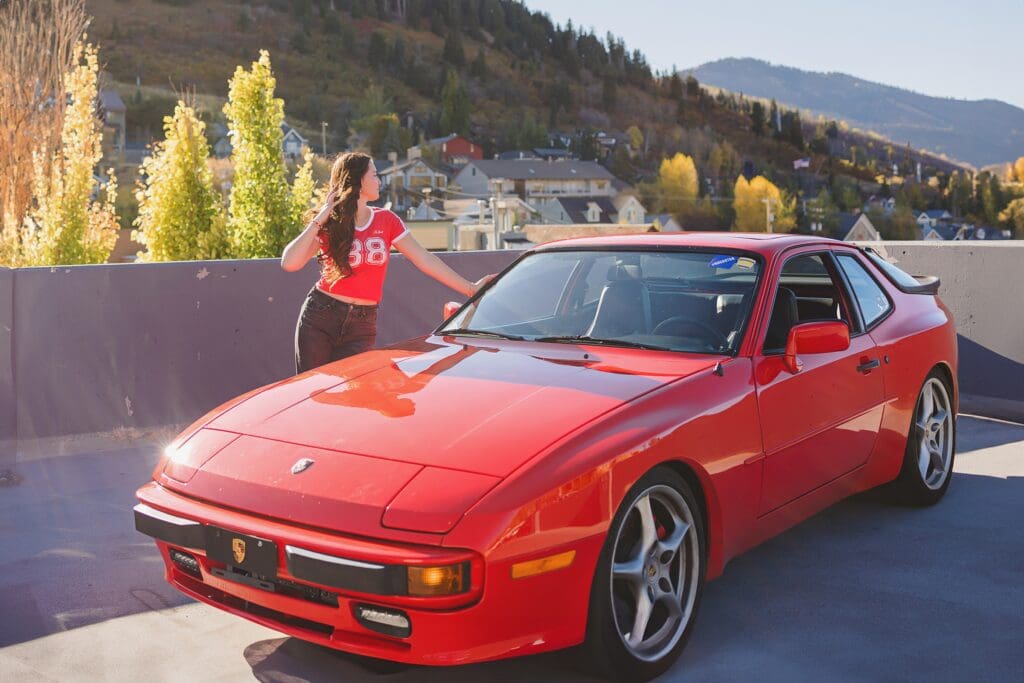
[295,287,379,374]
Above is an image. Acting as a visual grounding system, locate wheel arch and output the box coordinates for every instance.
[659,458,725,579]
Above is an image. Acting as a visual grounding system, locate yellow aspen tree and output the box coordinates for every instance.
[733,175,796,232]
[657,153,698,216]
[13,41,118,266]
[133,102,226,261]
[224,51,308,258]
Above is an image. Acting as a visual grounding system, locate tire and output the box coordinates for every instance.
[889,369,956,506]
[579,466,706,682]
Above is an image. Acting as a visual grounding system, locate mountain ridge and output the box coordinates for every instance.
[686,57,1024,167]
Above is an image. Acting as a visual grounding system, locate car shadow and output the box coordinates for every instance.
[244,635,596,682]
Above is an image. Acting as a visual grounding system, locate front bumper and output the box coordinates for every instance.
[135,483,602,665]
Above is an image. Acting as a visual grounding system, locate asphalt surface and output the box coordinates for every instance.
[0,415,1021,682]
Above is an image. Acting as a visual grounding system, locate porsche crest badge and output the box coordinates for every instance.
[291,458,315,474]
[232,537,246,564]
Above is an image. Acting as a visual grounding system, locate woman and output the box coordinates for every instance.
[281,151,487,374]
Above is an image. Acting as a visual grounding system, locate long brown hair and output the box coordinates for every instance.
[308,151,372,284]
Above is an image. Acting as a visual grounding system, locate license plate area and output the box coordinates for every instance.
[205,526,277,577]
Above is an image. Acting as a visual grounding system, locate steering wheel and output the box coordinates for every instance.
[651,316,729,349]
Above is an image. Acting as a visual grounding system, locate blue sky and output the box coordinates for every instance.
[524,1,1024,110]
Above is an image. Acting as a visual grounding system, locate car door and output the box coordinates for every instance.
[753,249,886,515]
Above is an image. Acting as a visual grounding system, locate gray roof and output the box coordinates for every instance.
[426,134,460,145]
[924,209,952,219]
[466,159,615,181]
[555,196,618,223]
[926,223,960,240]
[833,212,861,240]
[498,150,539,160]
[378,157,444,175]
[99,89,126,112]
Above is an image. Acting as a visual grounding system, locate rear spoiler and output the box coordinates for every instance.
[859,246,940,295]
[905,275,941,295]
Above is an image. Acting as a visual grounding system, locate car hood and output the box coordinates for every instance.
[163,337,720,535]
[205,337,720,477]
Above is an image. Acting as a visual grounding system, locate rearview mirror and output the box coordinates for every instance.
[443,301,461,320]
[783,321,850,374]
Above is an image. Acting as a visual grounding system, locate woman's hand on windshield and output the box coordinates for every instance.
[471,273,497,294]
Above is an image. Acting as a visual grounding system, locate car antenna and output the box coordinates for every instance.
[713,361,724,377]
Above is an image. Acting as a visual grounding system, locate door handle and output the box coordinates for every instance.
[856,358,880,373]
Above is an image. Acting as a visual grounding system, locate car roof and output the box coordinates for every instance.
[533,231,850,257]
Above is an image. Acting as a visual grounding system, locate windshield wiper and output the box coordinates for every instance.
[440,328,526,341]
[532,335,674,352]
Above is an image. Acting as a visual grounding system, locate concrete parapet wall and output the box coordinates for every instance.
[1,242,1021,459]
[0,252,517,458]
[867,242,1024,421]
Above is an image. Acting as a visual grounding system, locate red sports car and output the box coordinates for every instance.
[135,233,957,681]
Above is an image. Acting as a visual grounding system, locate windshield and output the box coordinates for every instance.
[440,248,762,354]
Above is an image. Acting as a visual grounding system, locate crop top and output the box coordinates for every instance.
[315,208,410,302]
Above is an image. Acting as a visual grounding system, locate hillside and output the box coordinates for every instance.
[83,0,1010,236]
[688,58,1024,168]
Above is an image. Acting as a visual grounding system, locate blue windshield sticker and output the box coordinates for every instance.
[709,255,738,269]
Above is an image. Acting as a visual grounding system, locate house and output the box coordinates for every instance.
[613,194,647,225]
[812,212,880,241]
[408,134,483,166]
[98,89,126,154]
[533,147,573,161]
[915,209,953,229]
[864,196,896,216]
[648,214,683,232]
[958,225,1011,240]
[406,199,445,221]
[922,223,959,241]
[498,150,539,160]
[453,159,617,199]
[281,122,308,160]
[538,194,647,226]
[378,157,449,211]
[539,196,619,224]
[212,121,308,159]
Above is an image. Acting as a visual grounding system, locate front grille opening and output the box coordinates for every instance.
[176,572,335,637]
[208,562,340,608]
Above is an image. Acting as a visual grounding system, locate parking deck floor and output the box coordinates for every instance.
[1,415,1022,682]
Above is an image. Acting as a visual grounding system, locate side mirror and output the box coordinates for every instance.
[783,321,850,374]
[443,301,461,320]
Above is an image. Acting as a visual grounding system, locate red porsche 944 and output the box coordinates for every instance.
[135,233,957,681]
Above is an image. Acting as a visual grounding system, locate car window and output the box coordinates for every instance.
[864,251,921,289]
[764,253,852,353]
[836,254,891,328]
[465,252,579,327]
[442,249,761,354]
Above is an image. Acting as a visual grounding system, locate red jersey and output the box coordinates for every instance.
[316,208,410,303]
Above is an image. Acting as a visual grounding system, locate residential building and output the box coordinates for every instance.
[99,89,126,154]
[915,209,953,230]
[808,212,880,241]
[378,157,449,212]
[453,159,617,199]
[281,122,308,160]
[212,121,308,159]
[407,134,483,166]
[648,214,683,232]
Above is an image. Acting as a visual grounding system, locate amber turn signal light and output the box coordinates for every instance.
[407,563,467,596]
[510,550,576,579]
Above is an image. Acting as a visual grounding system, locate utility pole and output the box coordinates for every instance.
[490,179,505,250]
[761,196,776,233]
[320,122,328,156]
